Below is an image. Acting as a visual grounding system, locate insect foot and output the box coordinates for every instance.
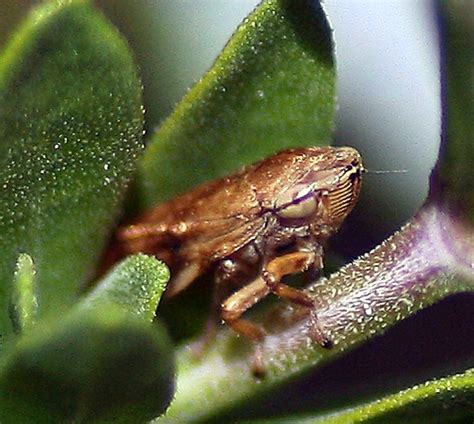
[251,344,267,379]
[306,309,333,349]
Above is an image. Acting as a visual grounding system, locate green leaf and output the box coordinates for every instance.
[137,0,335,207]
[0,305,175,423]
[9,253,38,335]
[246,369,474,424]
[81,254,170,322]
[0,0,144,335]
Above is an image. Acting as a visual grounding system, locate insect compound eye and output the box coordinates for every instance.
[276,195,317,219]
[328,170,361,220]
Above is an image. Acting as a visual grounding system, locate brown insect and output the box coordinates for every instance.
[118,146,363,372]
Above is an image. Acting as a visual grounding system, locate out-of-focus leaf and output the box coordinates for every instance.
[0,252,173,423]
[0,305,175,423]
[433,2,474,222]
[81,254,170,322]
[137,0,335,207]
[9,253,38,334]
[0,0,144,335]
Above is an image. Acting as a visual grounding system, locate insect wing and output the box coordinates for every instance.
[122,165,263,262]
[182,216,266,262]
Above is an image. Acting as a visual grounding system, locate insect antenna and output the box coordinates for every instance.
[363,168,408,174]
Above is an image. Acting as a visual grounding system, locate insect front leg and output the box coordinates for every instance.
[262,251,317,306]
[193,247,262,357]
[262,251,331,348]
[221,277,270,341]
[298,243,325,292]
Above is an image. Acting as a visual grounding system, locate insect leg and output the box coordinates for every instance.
[263,251,331,348]
[221,279,270,376]
[190,262,236,357]
[262,251,317,306]
[302,243,324,282]
[118,223,169,241]
[221,278,270,342]
[165,262,202,297]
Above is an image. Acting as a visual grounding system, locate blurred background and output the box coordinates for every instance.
[2,1,471,419]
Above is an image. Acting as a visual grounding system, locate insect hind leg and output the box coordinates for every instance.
[189,262,236,357]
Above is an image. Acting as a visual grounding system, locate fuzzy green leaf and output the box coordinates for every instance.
[0,0,144,336]
[137,0,335,207]
[0,305,174,423]
[244,369,474,424]
[9,253,38,334]
[81,254,170,322]
[314,368,474,424]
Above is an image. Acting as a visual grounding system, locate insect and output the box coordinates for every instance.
[118,146,363,373]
